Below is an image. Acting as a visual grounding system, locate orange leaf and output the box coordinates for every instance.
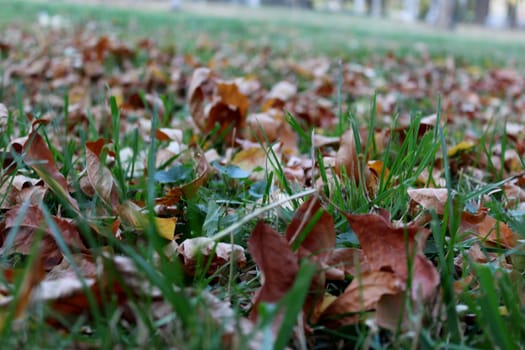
[461,213,517,248]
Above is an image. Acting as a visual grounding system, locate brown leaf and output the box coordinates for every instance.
[334,128,373,189]
[248,221,298,320]
[0,252,47,319]
[461,213,517,248]
[375,292,407,330]
[23,131,79,211]
[407,188,449,214]
[285,197,335,263]
[324,247,369,280]
[177,237,246,276]
[85,139,120,207]
[188,68,248,142]
[345,212,439,300]
[246,110,297,154]
[1,205,87,269]
[321,271,403,327]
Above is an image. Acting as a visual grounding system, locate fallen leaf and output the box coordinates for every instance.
[248,221,298,321]
[324,247,368,279]
[23,131,79,211]
[461,213,517,248]
[345,212,439,300]
[1,205,87,269]
[285,197,335,262]
[85,139,119,207]
[334,128,373,190]
[321,271,403,327]
[154,217,177,241]
[407,187,449,214]
[178,237,246,276]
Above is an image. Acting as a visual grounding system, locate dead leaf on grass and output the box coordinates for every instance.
[177,237,246,276]
[321,271,403,327]
[248,220,298,321]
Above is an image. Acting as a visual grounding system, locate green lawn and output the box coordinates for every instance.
[2,0,525,63]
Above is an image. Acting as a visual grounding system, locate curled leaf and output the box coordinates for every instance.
[23,132,79,211]
[178,237,246,276]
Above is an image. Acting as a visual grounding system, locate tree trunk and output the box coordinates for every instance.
[507,1,518,28]
[370,0,383,16]
[474,0,490,24]
[433,0,457,29]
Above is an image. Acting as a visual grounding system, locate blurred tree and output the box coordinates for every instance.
[262,0,312,7]
[507,0,518,28]
[426,0,458,28]
[474,0,490,24]
[366,0,386,16]
[403,0,420,21]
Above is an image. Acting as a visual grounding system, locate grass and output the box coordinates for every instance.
[1,0,525,64]
[1,0,525,349]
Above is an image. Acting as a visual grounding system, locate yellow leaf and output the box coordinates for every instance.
[448,141,475,157]
[155,217,177,240]
[318,292,338,315]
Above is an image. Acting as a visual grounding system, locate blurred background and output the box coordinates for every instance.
[135,0,524,30]
[52,0,525,31]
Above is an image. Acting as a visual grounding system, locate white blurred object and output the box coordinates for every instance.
[37,12,68,29]
[401,0,420,22]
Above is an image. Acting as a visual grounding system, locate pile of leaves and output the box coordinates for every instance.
[0,18,524,348]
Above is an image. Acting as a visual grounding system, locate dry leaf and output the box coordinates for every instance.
[285,197,335,263]
[345,212,439,300]
[1,205,87,269]
[85,139,119,207]
[23,131,79,211]
[461,213,517,248]
[178,237,246,276]
[407,187,449,214]
[248,221,298,321]
[321,271,403,327]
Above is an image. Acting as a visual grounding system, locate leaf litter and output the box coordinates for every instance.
[0,15,524,348]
